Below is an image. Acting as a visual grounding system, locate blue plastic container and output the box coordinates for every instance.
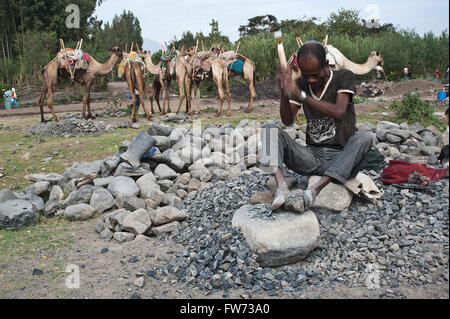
[437,91,447,100]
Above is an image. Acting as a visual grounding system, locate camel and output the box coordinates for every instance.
[219,50,256,113]
[288,36,384,80]
[143,48,193,115]
[118,50,152,122]
[188,48,232,117]
[39,45,123,122]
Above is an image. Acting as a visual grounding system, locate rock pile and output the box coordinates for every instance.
[29,118,111,137]
[358,120,449,166]
[358,82,384,98]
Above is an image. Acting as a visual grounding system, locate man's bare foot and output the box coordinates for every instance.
[303,189,317,208]
[271,188,290,210]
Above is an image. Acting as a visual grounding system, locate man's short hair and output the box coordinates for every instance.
[297,41,327,68]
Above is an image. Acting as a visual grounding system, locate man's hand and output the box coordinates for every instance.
[277,65,300,99]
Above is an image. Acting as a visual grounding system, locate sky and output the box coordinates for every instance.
[93,0,449,46]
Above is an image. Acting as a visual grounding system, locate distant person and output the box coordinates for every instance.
[445,65,449,81]
[375,64,384,80]
[407,63,413,80]
[10,88,18,108]
[434,67,440,83]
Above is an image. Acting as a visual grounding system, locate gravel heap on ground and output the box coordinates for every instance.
[29,118,110,137]
[140,168,448,298]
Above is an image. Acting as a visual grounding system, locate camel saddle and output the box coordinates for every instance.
[191,52,215,79]
[117,51,148,79]
[57,48,89,71]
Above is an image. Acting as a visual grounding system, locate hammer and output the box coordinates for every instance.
[274,31,287,67]
[274,31,303,125]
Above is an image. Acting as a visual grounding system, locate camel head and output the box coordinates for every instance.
[211,45,224,55]
[369,51,384,66]
[110,47,124,59]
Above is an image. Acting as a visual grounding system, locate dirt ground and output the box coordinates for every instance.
[0,79,448,301]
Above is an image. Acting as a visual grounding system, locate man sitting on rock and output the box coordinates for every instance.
[259,40,372,210]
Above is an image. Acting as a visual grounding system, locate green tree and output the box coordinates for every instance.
[238,15,280,37]
[326,8,365,37]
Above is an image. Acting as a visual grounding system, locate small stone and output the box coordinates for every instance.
[133,276,145,288]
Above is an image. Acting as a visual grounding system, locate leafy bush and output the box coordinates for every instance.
[389,92,432,123]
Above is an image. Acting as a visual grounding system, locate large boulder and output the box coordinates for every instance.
[62,185,93,208]
[63,160,103,180]
[120,208,152,235]
[232,204,320,267]
[0,199,39,229]
[107,176,140,198]
[90,188,115,213]
[64,204,97,220]
[149,206,187,226]
[308,176,353,211]
[0,189,17,203]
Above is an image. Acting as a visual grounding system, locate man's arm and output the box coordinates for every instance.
[277,66,301,126]
[289,91,350,121]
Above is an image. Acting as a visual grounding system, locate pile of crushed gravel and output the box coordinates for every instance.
[146,168,448,298]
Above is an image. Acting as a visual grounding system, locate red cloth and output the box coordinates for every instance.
[382,160,448,184]
[83,53,90,62]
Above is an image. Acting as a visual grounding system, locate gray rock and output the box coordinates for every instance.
[232,205,320,267]
[284,190,305,213]
[90,188,115,213]
[153,136,171,152]
[147,123,173,136]
[212,169,228,181]
[388,129,410,141]
[100,228,114,240]
[62,186,93,208]
[93,176,115,187]
[107,176,140,198]
[151,221,182,236]
[377,121,400,131]
[63,160,103,180]
[24,181,50,196]
[308,176,353,211]
[357,122,376,132]
[157,179,174,192]
[0,189,17,203]
[190,168,212,182]
[95,219,105,233]
[120,209,152,235]
[25,173,64,184]
[385,133,402,144]
[169,127,188,145]
[180,146,202,164]
[0,199,39,229]
[248,191,274,205]
[113,232,135,242]
[149,206,187,226]
[115,194,146,211]
[14,193,44,212]
[64,204,97,220]
[154,164,178,180]
[108,208,132,229]
[159,149,186,172]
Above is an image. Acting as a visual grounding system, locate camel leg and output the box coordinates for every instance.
[185,77,192,116]
[175,74,186,114]
[166,79,172,114]
[46,86,59,122]
[39,86,48,123]
[244,73,256,113]
[214,76,224,117]
[81,79,93,120]
[223,74,232,117]
[138,74,152,121]
[195,82,201,114]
